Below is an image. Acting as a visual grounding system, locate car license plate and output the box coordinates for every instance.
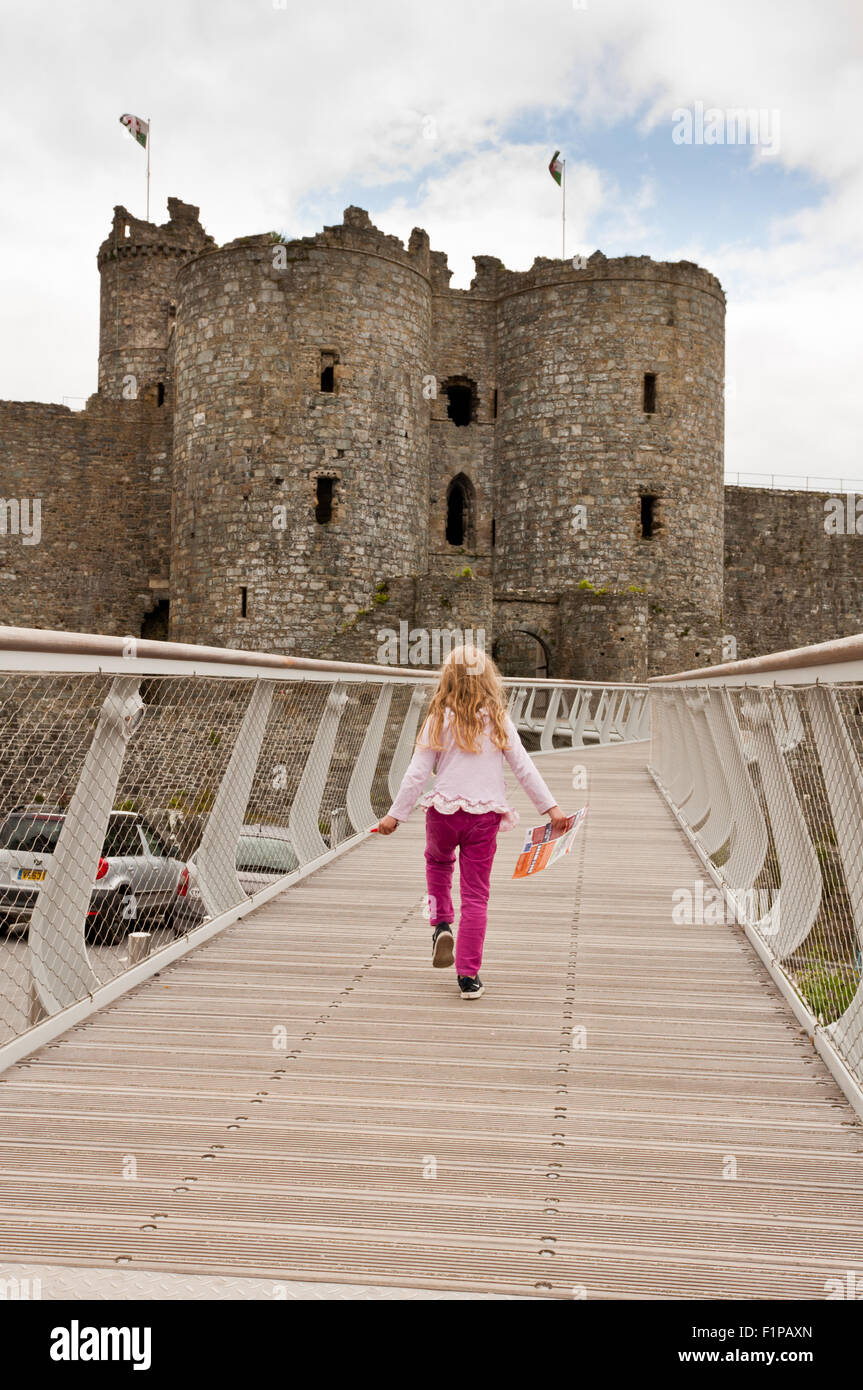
[17,868,46,882]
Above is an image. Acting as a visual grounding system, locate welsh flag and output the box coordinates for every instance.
[119,113,149,148]
[548,150,564,186]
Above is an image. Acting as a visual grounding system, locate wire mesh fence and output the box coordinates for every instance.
[650,682,863,1091]
[0,642,647,1060]
[0,670,433,1050]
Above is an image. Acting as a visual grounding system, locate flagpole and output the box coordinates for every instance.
[562,159,566,261]
[146,117,151,221]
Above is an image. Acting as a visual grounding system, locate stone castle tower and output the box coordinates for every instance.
[2,197,739,678]
[98,198,727,677]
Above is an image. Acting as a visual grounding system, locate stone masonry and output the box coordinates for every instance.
[1,197,861,676]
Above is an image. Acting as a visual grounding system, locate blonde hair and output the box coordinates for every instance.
[422,644,509,754]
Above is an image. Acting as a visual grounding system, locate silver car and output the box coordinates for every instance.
[0,807,190,940]
[185,824,299,918]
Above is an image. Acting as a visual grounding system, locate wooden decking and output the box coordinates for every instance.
[0,742,861,1300]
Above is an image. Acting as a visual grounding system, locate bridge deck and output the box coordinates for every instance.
[0,743,861,1300]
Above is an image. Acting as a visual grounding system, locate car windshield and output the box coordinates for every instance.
[0,812,147,858]
[0,814,64,853]
[236,836,297,874]
[141,824,170,858]
[102,816,144,858]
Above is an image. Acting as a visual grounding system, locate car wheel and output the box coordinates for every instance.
[89,887,136,944]
[161,901,184,936]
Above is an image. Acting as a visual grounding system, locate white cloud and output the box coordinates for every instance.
[0,0,860,480]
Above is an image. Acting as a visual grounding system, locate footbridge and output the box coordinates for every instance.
[0,626,861,1301]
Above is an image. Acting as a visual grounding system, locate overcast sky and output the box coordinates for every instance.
[1,0,861,483]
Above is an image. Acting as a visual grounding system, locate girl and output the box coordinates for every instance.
[376,645,566,999]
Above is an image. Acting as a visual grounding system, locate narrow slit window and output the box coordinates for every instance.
[240,586,248,618]
[643,372,657,414]
[491,517,496,547]
[316,476,335,524]
[492,388,498,418]
[640,495,657,539]
[446,484,465,545]
[320,351,338,393]
[156,382,166,407]
[445,473,474,547]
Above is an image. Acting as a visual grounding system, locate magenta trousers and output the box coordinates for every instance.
[425,806,502,976]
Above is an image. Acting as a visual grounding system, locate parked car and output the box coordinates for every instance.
[185,824,299,916]
[0,807,190,940]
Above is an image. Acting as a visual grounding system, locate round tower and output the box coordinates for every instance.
[97,198,214,400]
[492,254,726,674]
[169,208,433,654]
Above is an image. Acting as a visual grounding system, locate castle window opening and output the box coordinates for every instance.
[316,475,336,524]
[491,518,496,547]
[445,474,474,547]
[492,389,498,418]
[240,586,248,618]
[643,372,657,414]
[320,351,338,393]
[641,494,657,539]
[140,598,169,642]
[443,376,476,428]
[157,382,166,407]
[123,223,131,238]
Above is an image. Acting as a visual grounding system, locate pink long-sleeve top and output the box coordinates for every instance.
[387,708,556,832]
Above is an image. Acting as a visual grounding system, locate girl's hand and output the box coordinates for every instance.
[377,815,399,835]
[547,805,568,835]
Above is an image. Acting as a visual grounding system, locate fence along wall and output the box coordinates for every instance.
[649,638,863,1111]
[0,626,648,1066]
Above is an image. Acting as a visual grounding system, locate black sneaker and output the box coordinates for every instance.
[432,923,454,969]
[458,974,484,1000]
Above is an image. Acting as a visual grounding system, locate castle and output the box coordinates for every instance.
[1,196,861,679]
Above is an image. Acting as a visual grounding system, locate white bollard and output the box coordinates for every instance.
[128,932,152,965]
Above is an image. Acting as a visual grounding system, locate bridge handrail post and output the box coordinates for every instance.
[196,679,275,918]
[28,674,142,1015]
[735,687,821,957]
[806,686,863,1070]
[345,683,393,833]
[539,687,564,752]
[567,688,593,747]
[289,682,350,867]
[387,685,429,803]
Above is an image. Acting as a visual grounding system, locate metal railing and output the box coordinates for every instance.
[725,472,863,494]
[649,633,863,1113]
[0,626,648,1067]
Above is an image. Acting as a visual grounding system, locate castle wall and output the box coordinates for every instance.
[0,396,171,634]
[19,199,855,685]
[492,596,558,677]
[169,209,433,656]
[557,589,649,683]
[723,486,863,660]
